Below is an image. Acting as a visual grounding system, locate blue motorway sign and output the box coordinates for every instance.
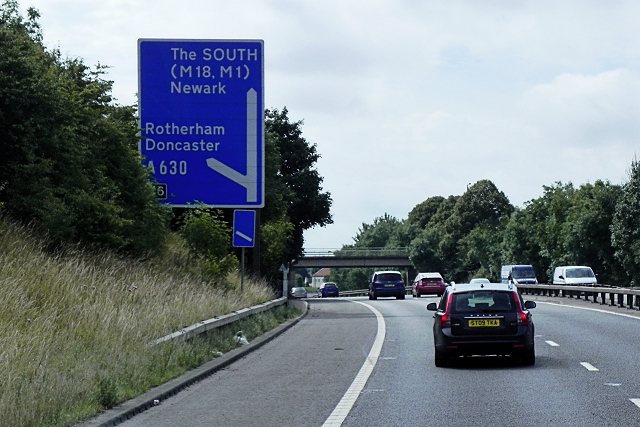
[138,39,264,207]
[233,210,256,248]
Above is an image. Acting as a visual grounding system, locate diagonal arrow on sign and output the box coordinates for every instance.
[206,88,258,202]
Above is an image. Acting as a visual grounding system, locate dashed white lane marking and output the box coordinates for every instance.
[580,362,599,371]
[546,340,560,347]
[322,301,385,427]
[629,398,640,408]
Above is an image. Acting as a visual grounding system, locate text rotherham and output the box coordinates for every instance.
[143,122,224,152]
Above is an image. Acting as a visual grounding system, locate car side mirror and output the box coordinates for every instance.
[426,303,438,311]
[524,301,536,309]
[559,275,564,280]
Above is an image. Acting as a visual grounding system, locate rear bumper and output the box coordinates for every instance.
[435,328,534,356]
[371,287,405,297]
[414,285,446,295]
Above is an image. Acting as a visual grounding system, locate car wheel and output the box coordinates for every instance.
[371,291,377,300]
[522,348,535,366]
[414,293,419,298]
[434,350,448,368]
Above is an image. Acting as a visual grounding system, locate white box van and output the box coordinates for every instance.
[552,266,597,286]
[501,265,537,284]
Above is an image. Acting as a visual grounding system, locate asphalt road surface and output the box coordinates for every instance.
[119,294,640,427]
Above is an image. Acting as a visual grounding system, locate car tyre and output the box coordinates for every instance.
[414,293,419,298]
[397,294,405,300]
[371,291,377,300]
[522,348,535,366]
[434,350,448,368]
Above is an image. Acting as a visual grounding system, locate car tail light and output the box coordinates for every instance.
[440,293,454,327]
[517,311,529,326]
[513,292,530,326]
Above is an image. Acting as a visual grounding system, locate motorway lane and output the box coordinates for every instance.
[342,295,640,427]
[119,294,640,427]
[119,299,378,427]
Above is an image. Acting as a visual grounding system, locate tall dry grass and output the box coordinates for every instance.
[0,219,276,427]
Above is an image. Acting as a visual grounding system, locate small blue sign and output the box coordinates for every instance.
[233,210,256,247]
[138,39,264,207]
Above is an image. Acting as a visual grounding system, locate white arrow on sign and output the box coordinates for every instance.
[235,230,253,243]
[206,88,258,202]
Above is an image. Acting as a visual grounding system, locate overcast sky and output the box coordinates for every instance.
[22,0,640,250]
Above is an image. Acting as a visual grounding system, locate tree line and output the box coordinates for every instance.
[0,1,332,286]
[329,168,640,290]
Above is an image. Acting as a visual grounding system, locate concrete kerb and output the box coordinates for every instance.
[75,298,309,427]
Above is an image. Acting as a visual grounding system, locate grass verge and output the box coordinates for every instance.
[0,219,297,427]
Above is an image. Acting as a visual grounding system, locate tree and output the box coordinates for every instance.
[0,1,170,256]
[612,159,640,286]
[264,108,332,261]
[352,213,404,248]
[566,181,623,285]
[407,196,445,229]
[502,180,623,284]
[440,180,513,281]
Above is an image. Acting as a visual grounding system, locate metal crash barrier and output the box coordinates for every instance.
[335,285,640,311]
[503,284,640,310]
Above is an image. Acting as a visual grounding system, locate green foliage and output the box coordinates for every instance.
[264,108,332,261]
[0,1,170,256]
[327,267,373,292]
[260,217,295,281]
[406,196,445,229]
[407,181,513,282]
[612,158,640,286]
[95,374,119,409]
[352,213,404,248]
[502,181,623,284]
[179,208,238,283]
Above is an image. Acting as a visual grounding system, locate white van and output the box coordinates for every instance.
[501,265,537,284]
[552,266,597,286]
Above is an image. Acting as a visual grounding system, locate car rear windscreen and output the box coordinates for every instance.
[377,273,402,282]
[452,291,514,313]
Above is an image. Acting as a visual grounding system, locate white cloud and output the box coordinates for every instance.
[520,69,640,147]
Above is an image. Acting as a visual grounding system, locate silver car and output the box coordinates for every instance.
[290,287,308,298]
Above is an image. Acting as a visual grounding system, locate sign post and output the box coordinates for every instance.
[138,39,264,208]
[233,210,256,292]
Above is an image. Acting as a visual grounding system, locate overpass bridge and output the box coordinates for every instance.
[293,248,413,269]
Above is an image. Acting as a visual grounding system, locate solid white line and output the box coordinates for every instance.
[629,398,640,408]
[321,301,385,427]
[580,362,599,371]
[545,340,560,347]
[537,301,640,320]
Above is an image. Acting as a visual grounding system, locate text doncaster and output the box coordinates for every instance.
[144,138,220,152]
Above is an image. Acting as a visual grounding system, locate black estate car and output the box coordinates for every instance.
[427,282,536,367]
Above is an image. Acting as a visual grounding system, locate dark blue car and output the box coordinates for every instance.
[369,270,406,300]
[318,282,339,298]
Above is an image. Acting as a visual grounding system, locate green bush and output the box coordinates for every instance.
[179,207,238,284]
